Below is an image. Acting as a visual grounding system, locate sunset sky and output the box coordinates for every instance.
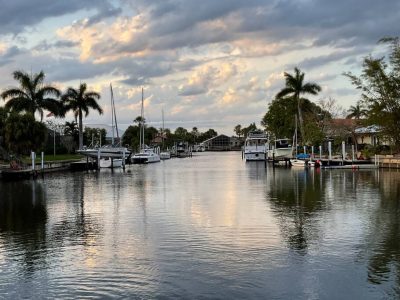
[0,0,398,135]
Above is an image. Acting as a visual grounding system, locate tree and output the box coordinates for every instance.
[4,113,47,155]
[199,128,218,141]
[276,67,321,144]
[64,121,79,147]
[262,97,297,139]
[174,127,188,139]
[61,83,103,150]
[234,124,242,138]
[1,70,61,121]
[346,101,368,120]
[122,125,140,150]
[241,123,257,139]
[84,127,106,147]
[344,37,400,147]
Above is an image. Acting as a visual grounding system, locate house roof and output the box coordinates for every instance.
[330,118,357,127]
[355,125,381,134]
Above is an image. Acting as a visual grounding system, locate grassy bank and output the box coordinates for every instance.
[22,154,84,163]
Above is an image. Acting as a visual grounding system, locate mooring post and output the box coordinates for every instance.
[328,141,332,166]
[97,148,101,170]
[352,144,355,163]
[272,153,275,168]
[31,151,35,171]
[319,145,322,161]
[264,152,267,168]
[122,149,126,170]
[311,146,314,161]
[41,152,44,178]
[342,141,346,165]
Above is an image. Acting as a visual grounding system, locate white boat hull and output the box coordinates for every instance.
[290,159,316,168]
[268,148,292,158]
[132,151,161,164]
[244,152,267,161]
[100,158,123,168]
[77,147,131,159]
[160,152,171,160]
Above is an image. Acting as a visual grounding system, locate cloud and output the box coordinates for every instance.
[178,62,238,96]
[0,0,113,35]
[1,0,399,134]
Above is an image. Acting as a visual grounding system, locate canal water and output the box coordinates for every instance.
[1,152,400,299]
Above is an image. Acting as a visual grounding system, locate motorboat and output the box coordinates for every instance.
[132,147,161,164]
[290,159,320,168]
[267,138,293,159]
[160,151,171,160]
[244,131,268,161]
[99,157,123,168]
[192,144,205,152]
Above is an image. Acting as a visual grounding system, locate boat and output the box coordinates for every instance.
[172,141,191,157]
[160,151,171,160]
[192,144,205,152]
[243,130,268,161]
[267,138,293,159]
[99,157,123,168]
[77,84,131,160]
[131,88,161,164]
[290,159,306,167]
[132,147,161,164]
[159,109,171,160]
[289,115,319,168]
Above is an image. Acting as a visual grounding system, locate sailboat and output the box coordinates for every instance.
[290,115,314,168]
[77,84,131,166]
[159,109,171,160]
[131,88,161,164]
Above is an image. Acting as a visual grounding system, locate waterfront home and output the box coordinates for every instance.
[201,134,242,151]
[355,125,390,147]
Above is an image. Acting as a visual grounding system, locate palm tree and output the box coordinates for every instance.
[346,102,367,119]
[61,83,103,150]
[1,70,61,121]
[234,124,242,138]
[276,67,321,144]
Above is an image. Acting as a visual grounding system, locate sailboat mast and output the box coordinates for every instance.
[110,83,115,145]
[141,87,144,150]
[111,84,119,142]
[162,109,165,150]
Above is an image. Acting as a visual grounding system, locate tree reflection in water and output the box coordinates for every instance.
[364,170,400,291]
[268,168,325,254]
[0,180,48,276]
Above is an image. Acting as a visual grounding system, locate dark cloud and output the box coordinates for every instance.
[0,0,112,35]
[33,40,78,51]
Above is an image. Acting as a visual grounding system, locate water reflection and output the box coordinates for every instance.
[267,168,325,253]
[2,154,400,298]
[0,180,47,276]
[363,170,400,288]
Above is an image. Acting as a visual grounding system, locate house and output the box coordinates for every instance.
[355,125,390,147]
[201,134,241,151]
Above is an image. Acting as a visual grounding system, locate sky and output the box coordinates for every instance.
[0,0,398,135]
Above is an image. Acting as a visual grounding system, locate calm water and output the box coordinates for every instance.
[1,152,400,299]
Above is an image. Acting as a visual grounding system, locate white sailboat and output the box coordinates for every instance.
[160,109,171,160]
[131,88,161,164]
[77,84,130,164]
[290,115,314,168]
